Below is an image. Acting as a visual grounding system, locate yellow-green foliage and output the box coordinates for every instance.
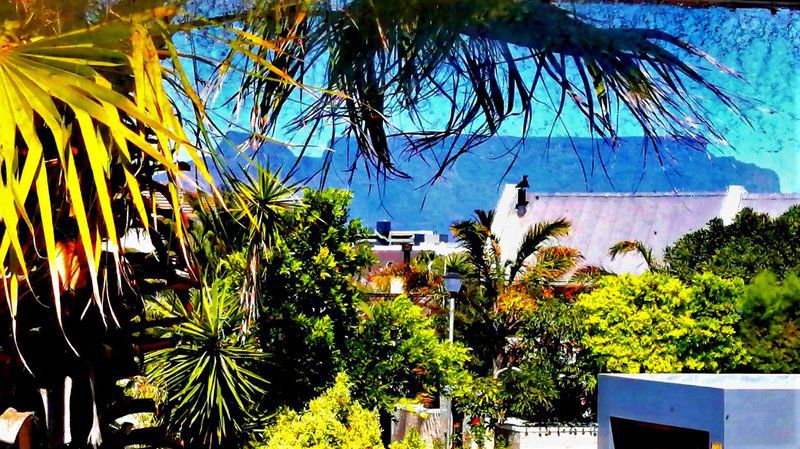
[388,430,430,449]
[257,373,383,449]
[576,272,748,373]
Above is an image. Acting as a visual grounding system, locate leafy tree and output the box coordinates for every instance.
[450,211,584,375]
[665,207,800,282]
[256,189,375,409]
[346,296,471,413]
[576,272,748,373]
[256,373,383,449]
[505,297,599,423]
[146,277,267,448]
[738,271,800,373]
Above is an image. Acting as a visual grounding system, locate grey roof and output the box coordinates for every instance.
[741,192,800,217]
[492,186,800,274]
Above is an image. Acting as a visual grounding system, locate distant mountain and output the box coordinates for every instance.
[217,133,781,232]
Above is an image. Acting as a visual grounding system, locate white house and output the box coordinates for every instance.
[491,185,800,274]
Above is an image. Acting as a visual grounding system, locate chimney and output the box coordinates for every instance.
[376,220,392,236]
[719,185,747,225]
[516,175,530,214]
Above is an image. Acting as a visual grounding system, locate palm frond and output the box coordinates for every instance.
[523,246,581,284]
[609,239,660,271]
[232,0,743,181]
[508,218,571,283]
[0,18,212,338]
[571,265,613,285]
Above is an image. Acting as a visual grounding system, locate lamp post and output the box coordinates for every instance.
[442,271,462,447]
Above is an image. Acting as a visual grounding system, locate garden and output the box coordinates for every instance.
[0,1,797,449]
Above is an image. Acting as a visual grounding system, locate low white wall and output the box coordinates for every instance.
[497,423,597,449]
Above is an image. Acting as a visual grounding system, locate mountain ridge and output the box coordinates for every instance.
[218,133,781,231]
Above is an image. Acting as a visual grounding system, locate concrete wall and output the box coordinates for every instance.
[597,374,800,449]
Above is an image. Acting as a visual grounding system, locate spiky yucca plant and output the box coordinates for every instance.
[146,278,267,449]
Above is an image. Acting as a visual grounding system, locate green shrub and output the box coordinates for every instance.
[257,373,383,449]
[665,207,800,282]
[506,297,598,423]
[146,278,267,448]
[388,430,430,449]
[738,272,800,373]
[347,296,472,412]
[576,272,748,373]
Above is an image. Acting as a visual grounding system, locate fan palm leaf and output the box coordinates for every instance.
[0,10,217,352]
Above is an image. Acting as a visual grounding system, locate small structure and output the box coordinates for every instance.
[366,220,462,270]
[496,419,596,449]
[391,404,450,446]
[598,373,800,449]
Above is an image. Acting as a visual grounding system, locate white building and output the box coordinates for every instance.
[491,184,800,274]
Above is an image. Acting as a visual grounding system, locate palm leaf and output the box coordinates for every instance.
[508,218,571,283]
[232,0,743,182]
[0,17,214,340]
[609,239,660,271]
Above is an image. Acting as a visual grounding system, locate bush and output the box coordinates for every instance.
[257,373,383,449]
[738,272,800,373]
[388,430,431,449]
[504,297,598,423]
[665,207,800,282]
[347,296,472,412]
[576,272,748,373]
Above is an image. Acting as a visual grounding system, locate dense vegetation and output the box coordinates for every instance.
[0,1,792,449]
[665,207,800,282]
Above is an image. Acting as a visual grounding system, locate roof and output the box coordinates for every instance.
[491,185,800,274]
[601,373,800,390]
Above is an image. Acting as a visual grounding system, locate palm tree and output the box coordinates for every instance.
[0,4,225,447]
[451,211,583,375]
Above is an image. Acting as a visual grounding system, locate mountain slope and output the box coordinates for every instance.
[218,134,781,231]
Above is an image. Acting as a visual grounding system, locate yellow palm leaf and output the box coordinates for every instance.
[0,17,214,339]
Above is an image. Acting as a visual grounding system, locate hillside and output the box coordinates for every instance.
[218,133,781,232]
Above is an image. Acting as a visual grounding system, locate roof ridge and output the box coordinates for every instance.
[526,191,729,198]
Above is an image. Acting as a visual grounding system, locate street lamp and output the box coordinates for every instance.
[442,272,462,345]
[441,272,462,446]
[443,272,463,295]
